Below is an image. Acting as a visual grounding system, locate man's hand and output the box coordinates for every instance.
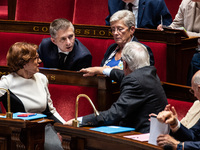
[157,110,178,128]
[157,24,164,31]
[79,66,109,77]
[157,134,180,149]
[164,104,178,119]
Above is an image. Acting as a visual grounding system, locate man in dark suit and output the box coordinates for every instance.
[105,0,172,29]
[38,18,92,71]
[66,41,168,133]
[155,70,200,150]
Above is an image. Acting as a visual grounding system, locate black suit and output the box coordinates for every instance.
[38,38,92,71]
[105,0,172,28]
[100,37,154,66]
[171,120,200,150]
[82,67,167,133]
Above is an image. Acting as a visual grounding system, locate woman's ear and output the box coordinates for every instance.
[130,26,135,35]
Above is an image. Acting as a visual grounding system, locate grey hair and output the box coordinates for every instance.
[122,41,150,71]
[110,10,135,28]
[193,70,200,85]
[49,18,74,38]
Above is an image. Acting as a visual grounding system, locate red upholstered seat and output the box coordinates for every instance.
[140,41,167,82]
[165,0,182,19]
[0,0,8,20]
[73,0,108,25]
[0,32,50,66]
[48,84,98,121]
[15,0,75,22]
[167,98,193,120]
[77,37,115,66]
[0,6,8,20]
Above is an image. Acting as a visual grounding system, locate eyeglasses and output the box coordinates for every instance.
[110,27,127,34]
[189,88,194,95]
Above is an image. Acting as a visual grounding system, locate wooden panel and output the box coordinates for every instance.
[54,124,162,150]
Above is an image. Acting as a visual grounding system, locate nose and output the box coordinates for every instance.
[38,58,42,64]
[65,38,71,46]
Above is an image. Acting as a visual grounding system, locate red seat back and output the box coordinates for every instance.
[165,0,182,19]
[141,41,167,82]
[73,0,108,25]
[77,37,115,66]
[167,98,193,120]
[15,0,75,22]
[0,32,50,66]
[48,84,98,121]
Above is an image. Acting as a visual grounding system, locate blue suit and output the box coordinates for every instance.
[171,120,200,150]
[106,0,172,29]
[38,38,92,71]
[100,37,155,66]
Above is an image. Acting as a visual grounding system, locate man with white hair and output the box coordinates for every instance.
[66,41,168,133]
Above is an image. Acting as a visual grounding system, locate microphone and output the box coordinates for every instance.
[72,94,99,127]
[0,88,13,119]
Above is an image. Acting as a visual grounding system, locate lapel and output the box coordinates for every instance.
[137,0,145,27]
[185,1,196,31]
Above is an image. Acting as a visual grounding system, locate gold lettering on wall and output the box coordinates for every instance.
[99,30,105,36]
[33,26,49,33]
[33,26,39,32]
[42,27,48,32]
[50,75,56,81]
[75,29,81,35]
[84,29,90,35]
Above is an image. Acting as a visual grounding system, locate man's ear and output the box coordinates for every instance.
[51,37,56,45]
[198,85,200,92]
[123,61,128,69]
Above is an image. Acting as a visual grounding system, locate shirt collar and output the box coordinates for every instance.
[58,47,69,55]
[126,0,139,7]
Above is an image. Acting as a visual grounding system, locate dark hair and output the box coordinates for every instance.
[6,42,38,72]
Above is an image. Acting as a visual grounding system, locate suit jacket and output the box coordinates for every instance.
[100,36,154,66]
[171,119,200,150]
[38,38,92,71]
[82,66,168,133]
[105,0,172,29]
[169,0,200,37]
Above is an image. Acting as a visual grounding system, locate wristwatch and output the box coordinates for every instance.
[177,142,183,150]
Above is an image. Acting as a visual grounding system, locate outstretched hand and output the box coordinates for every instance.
[79,66,108,77]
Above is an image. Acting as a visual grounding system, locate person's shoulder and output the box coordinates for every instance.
[40,37,52,45]
[34,72,48,82]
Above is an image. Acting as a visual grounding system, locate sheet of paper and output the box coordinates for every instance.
[124,133,150,141]
[148,116,170,145]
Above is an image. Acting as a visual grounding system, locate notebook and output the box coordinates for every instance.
[0,112,47,120]
[90,126,135,134]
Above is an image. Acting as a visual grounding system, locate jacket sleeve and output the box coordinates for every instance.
[82,75,146,126]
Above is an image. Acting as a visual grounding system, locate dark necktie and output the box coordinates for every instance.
[58,52,68,68]
[128,3,133,12]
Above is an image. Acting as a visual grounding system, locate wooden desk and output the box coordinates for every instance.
[0,116,53,150]
[54,124,162,150]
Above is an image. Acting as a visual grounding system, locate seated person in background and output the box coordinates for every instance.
[67,41,168,134]
[102,10,154,69]
[153,70,200,150]
[105,0,172,28]
[38,18,92,71]
[156,107,200,150]
[157,0,200,85]
[166,70,200,129]
[0,42,66,149]
[157,0,200,37]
